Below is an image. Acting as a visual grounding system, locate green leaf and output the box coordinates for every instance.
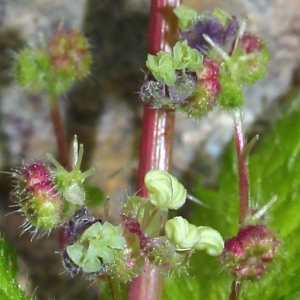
[0,238,32,300]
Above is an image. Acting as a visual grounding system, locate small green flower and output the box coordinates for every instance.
[146,52,176,86]
[144,169,187,210]
[173,40,203,71]
[66,221,126,274]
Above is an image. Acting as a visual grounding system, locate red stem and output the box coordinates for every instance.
[49,105,70,169]
[233,109,249,225]
[127,0,180,299]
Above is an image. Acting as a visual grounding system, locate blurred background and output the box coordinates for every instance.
[0,0,299,299]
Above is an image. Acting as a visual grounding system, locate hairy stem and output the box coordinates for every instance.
[127,0,179,299]
[49,96,70,169]
[233,109,249,224]
[230,110,249,299]
[108,275,122,300]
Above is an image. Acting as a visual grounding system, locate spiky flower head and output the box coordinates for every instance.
[14,161,63,232]
[233,33,269,84]
[46,30,91,83]
[221,224,279,280]
[15,29,91,96]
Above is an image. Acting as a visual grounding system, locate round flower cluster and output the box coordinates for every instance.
[140,5,269,118]
[15,29,91,96]
[221,224,279,280]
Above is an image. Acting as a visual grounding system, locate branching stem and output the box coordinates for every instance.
[49,96,70,169]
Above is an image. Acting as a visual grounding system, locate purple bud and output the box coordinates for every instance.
[59,206,101,247]
[180,13,238,55]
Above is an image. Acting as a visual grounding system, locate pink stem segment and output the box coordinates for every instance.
[233,109,249,225]
[127,0,180,299]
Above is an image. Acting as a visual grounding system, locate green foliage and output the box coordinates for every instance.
[163,98,300,299]
[0,238,32,300]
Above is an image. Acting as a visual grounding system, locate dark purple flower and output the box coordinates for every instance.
[59,206,102,247]
[180,13,238,55]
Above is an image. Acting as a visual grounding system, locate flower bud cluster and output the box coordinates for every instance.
[140,5,269,118]
[13,157,224,281]
[221,224,279,280]
[121,169,224,275]
[15,161,62,232]
[15,29,91,96]
[13,138,95,233]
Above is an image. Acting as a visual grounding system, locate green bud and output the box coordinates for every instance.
[144,169,187,210]
[173,5,197,30]
[146,52,176,86]
[238,46,269,84]
[194,226,224,256]
[217,75,244,109]
[165,216,200,250]
[48,137,95,206]
[179,85,217,118]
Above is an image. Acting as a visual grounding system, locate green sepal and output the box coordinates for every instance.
[66,243,84,267]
